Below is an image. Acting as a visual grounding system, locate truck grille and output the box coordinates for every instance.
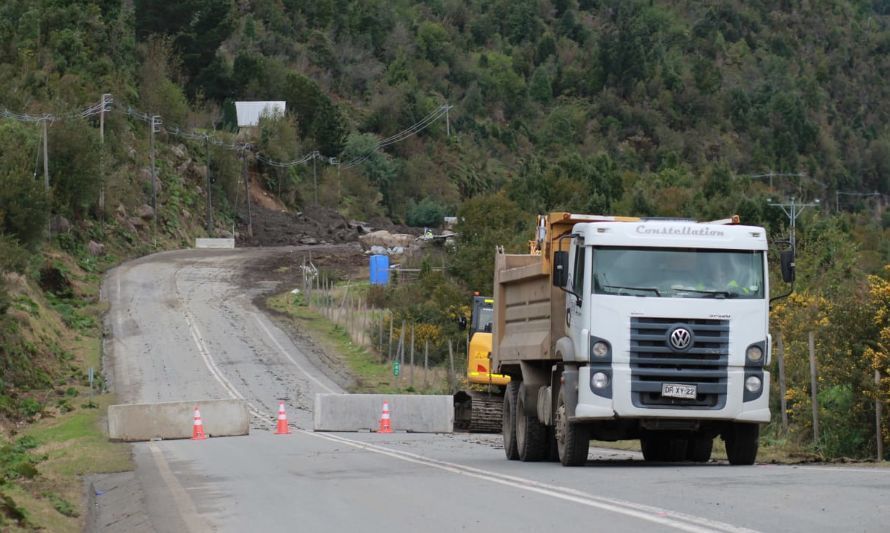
[630,317,728,409]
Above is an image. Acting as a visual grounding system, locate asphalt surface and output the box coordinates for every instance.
[99,247,890,533]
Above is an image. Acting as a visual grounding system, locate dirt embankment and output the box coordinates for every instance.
[235,204,361,247]
[236,180,421,248]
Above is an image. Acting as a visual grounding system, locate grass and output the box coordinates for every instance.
[266,291,451,394]
[0,393,131,532]
[0,253,128,531]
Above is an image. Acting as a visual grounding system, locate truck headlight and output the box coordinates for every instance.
[746,345,763,364]
[592,372,610,389]
[592,341,609,358]
[745,376,762,393]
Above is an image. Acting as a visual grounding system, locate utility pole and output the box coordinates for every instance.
[42,116,50,236]
[312,151,319,204]
[445,103,452,137]
[98,93,112,213]
[205,135,213,235]
[329,157,340,202]
[768,196,820,253]
[42,117,49,193]
[242,147,253,237]
[150,114,162,238]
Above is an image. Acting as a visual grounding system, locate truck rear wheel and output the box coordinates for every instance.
[686,437,713,462]
[502,382,520,460]
[555,388,589,466]
[546,427,560,462]
[516,383,548,461]
[725,423,759,465]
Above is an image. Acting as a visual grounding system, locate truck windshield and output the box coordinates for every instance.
[592,247,764,299]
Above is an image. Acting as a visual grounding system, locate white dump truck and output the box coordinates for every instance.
[494,213,793,466]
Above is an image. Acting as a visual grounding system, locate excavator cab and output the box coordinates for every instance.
[454,295,510,433]
[466,296,510,386]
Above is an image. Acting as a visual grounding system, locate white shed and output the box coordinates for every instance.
[234,101,286,128]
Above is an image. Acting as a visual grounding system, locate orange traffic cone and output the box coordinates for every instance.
[377,401,393,433]
[192,405,207,440]
[274,401,291,435]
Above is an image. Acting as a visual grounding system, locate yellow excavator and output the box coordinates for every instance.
[453,295,511,432]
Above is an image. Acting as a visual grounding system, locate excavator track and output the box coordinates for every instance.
[454,391,503,433]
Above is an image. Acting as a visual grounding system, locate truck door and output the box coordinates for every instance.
[565,239,587,357]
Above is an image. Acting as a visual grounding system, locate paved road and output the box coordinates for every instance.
[99,248,890,533]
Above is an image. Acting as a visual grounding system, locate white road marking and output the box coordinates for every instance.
[184,314,267,419]
[795,466,890,474]
[148,442,210,533]
[252,312,338,394]
[307,431,760,533]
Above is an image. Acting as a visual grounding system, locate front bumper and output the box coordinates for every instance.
[573,365,771,423]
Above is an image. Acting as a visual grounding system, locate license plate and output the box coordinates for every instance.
[661,383,697,399]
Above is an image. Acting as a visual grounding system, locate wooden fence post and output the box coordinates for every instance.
[409,324,415,389]
[777,335,788,433]
[877,369,884,462]
[808,331,820,445]
[397,321,406,386]
[448,339,455,393]
[424,340,429,390]
[388,317,394,362]
[378,313,384,355]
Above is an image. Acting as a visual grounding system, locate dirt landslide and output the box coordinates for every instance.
[235,180,421,248]
[235,204,363,247]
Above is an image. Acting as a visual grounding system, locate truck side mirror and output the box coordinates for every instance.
[553,251,569,287]
[457,316,467,331]
[780,250,795,283]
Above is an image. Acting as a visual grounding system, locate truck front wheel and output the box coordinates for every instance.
[686,437,713,462]
[724,423,759,465]
[555,388,589,466]
[502,382,520,460]
[641,436,688,462]
[516,383,548,461]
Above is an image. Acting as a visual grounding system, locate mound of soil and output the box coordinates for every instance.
[236,205,363,247]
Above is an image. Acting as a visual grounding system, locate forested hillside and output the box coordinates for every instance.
[1,0,889,463]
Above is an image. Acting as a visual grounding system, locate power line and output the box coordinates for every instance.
[835,190,880,213]
[738,171,806,189]
[2,96,454,172]
[342,105,451,169]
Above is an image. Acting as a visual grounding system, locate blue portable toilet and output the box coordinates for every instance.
[370,255,390,286]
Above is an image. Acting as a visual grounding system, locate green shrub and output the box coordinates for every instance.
[406,197,447,228]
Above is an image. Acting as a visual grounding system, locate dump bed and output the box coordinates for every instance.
[491,251,555,368]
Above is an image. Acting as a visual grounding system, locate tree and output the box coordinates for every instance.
[139,36,190,126]
[340,133,397,214]
[450,193,530,293]
[406,197,447,228]
[134,0,235,97]
[416,21,450,64]
[282,73,346,155]
[49,122,101,219]
[0,122,48,247]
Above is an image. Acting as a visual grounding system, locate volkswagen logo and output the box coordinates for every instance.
[669,327,693,351]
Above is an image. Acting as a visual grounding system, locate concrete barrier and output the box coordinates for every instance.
[195,238,235,249]
[313,394,453,433]
[107,399,249,441]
